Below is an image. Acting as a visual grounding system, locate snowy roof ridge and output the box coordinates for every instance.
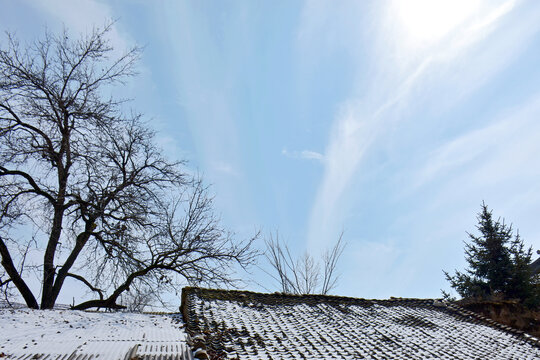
[181,287,540,359]
[444,301,540,346]
[181,286,438,307]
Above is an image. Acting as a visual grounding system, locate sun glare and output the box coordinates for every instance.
[392,0,482,46]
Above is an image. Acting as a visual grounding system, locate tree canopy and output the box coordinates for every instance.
[0,25,258,310]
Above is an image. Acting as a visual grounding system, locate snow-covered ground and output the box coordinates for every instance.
[0,306,189,359]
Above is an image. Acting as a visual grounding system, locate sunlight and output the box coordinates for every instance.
[391,0,482,46]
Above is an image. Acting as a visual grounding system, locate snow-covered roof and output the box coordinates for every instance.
[181,287,540,359]
[0,307,191,359]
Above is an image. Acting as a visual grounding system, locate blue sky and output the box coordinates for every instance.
[2,0,540,303]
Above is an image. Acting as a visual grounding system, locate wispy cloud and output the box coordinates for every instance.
[305,0,540,250]
[282,148,325,162]
[213,161,242,177]
[26,0,131,54]
[414,92,540,198]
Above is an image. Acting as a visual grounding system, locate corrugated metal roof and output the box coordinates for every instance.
[1,309,191,360]
[8,341,192,360]
[182,287,540,359]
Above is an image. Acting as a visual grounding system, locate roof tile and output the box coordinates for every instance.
[182,287,540,359]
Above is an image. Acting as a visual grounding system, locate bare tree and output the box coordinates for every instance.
[0,25,258,310]
[265,232,345,295]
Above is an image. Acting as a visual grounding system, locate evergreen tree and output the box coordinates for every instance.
[444,203,539,307]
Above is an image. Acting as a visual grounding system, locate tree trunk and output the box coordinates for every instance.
[41,203,65,309]
[0,238,39,309]
[41,161,68,309]
[73,265,155,310]
[50,223,94,305]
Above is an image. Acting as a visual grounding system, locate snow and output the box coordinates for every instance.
[0,306,189,359]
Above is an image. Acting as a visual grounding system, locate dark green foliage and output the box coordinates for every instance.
[445,203,540,307]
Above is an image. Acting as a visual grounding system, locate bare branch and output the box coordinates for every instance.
[66,273,104,300]
[321,231,346,294]
[265,232,345,295]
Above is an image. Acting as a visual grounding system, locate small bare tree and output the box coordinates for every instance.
[265,232,345,295]
[0,25,259,310]
[119,281,158,312]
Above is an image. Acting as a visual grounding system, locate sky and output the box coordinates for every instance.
[2,0,540,303]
